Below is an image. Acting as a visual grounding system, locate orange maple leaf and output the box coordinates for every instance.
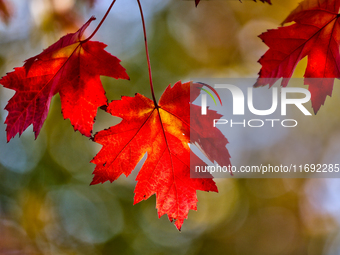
[91,81,231,230]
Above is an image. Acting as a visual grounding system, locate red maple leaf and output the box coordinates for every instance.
[255,0,340,113]
[0,17,129,142]
[91,81,231,230]
[195,0,271,7]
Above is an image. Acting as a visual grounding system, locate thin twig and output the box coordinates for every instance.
[136,0,157,106]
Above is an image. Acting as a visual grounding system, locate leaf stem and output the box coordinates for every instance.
[136,0,157,106]
[83,0,117,43]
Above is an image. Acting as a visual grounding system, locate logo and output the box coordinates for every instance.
[200,84,312,116]
[196,83,222,115]
[197,83,312,128]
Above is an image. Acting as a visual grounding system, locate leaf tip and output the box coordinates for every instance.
[174,219,184,231]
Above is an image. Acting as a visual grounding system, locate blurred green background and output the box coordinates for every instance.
[1,0,340,254]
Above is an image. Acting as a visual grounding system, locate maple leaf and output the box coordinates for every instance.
[195,0,271,7]
[0,0,11,24]
[255,0,340,113]
[91,81,231,230]
[0,17,129,142]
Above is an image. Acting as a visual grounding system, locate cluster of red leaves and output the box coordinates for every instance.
[255,0,340,113]
[0,15,231,229]
[3,0,340,231]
